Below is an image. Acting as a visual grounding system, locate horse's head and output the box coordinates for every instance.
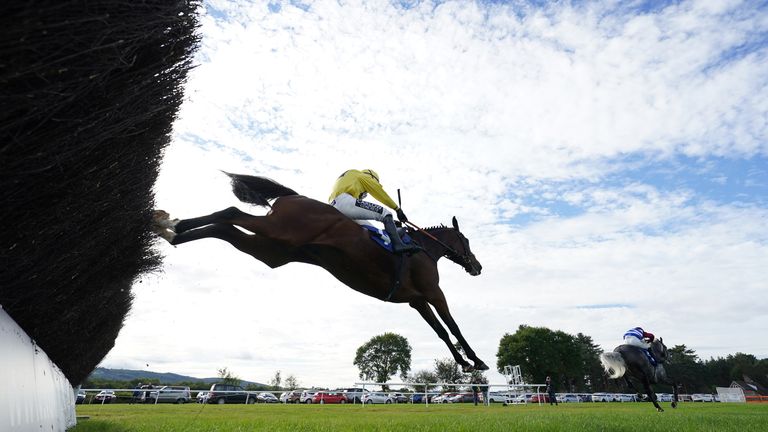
[445,217,482,276]
[650,337,668,364]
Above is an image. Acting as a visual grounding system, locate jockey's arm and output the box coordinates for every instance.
[359,176,399,210]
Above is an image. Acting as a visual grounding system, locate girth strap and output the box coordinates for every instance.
[384,254,405,302]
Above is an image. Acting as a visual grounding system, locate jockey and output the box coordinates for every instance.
[623,327,656,362]
[329,169,419,254]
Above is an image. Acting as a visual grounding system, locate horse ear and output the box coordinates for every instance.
[452,216,460,231]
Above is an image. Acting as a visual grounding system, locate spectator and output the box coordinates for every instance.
[546,376,558,406]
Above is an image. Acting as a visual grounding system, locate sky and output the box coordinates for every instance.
[101,0,767,389]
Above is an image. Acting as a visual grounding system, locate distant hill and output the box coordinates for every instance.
[88,367,265,387]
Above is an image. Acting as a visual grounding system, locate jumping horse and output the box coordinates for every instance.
[600,338,679,411]
[152,173,489,372]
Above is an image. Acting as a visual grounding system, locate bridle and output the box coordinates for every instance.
[404,221,471,267]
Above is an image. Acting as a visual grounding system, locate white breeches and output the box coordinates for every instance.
[330,193,392,222]
[624,336,651,349]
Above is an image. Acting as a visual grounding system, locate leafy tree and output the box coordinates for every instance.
[666,345,705,393]
[269,370,282,389]
[409,370,438,393]
[496,325,584,391]
[434,358,464,390]
[574,333,604,392]
[354,332,412,390]
[217,367,241,386]
[284,374,300,390]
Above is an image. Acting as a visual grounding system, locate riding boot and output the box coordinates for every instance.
[383,214,419,254]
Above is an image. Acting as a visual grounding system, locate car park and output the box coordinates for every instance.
[389,392,409,403]
[410,392,440,403]
[615,394,636,402]
[311,391,347,404]
[75,390,87,404]
[301,390,319,403]
[591,392,613,402]
[340,388,369,404]
[94,390,117,403]
[446,392,477,403]
[691,393,714,402]
[257,392,280,403]
[148,386,191,404]
[529,393,550,403]
[206,383,257,404]
[361,392,395,404]
[487,392,512,403]
[557,393,580,403]
[655,393,673,402]
[280,390,302,403]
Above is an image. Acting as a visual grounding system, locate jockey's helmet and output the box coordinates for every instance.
[362,169,380,182]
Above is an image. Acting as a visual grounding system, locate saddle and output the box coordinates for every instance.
[361,225,415,253]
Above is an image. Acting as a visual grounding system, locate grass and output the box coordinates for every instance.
[72,402,768,432]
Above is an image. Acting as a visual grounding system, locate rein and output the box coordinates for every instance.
[404,221,462,258]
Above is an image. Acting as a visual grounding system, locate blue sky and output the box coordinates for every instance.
[103,0,767,388]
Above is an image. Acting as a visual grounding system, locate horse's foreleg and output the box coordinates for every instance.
[430,298,489,371]
[409,300,472,371]
[641,377,663,412]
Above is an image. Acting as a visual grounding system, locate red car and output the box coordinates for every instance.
[311,392,347,404]
[529,393,551,403]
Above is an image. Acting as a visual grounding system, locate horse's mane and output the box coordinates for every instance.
[423,224,449,231]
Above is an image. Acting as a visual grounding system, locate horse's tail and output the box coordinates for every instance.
[600,352,627,379]
[224,172,299,208]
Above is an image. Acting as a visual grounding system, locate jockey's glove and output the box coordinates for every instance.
[396,208,409,223]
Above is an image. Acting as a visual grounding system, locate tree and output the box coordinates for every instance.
[409,370,438,393]
[496,325,584,391]
[284,374,300,390]
[354,332,412,389]
[666,345,704,393]
[269,370,282,389]
[217,367,241,386]
[434,358,464,390]
[574,333,604,392]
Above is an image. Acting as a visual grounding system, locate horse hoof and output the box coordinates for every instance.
[671,402,677,408]
[474,362,490,371]
[657,408,664,413]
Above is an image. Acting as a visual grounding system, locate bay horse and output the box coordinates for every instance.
[600,338,679,411]
[152,173,489,372]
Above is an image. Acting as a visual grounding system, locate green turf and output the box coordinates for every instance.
[72,402,768,432]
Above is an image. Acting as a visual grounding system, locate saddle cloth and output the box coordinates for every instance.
[361,225,415,253]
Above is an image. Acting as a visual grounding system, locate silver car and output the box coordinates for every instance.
[149,386,192,404]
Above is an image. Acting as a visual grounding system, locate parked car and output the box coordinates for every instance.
[75,390,87,404]
[283,390,302,404]
[529,393,550,403]
[446,392,476,403]
[615,394,636,402]
[557,393,580,403]
[410,392,440,403]
[206,383,256,404]
[655,393,673,402]
[389,392,409,403]
[311,391,347,404]
[487,392,512,403]
[257,392,280,403]
[94,390,117,403]
[591,392,613,402]
[196,392,209,403]
[340,388,369,403]
[691,393,714,402]
[431,393,459,404]
[148,386,191,404]
[361,392,395,404]
[301,390,319,404]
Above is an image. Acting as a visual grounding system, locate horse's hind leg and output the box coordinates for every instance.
[174,207,253,234]
[641,377,663,412]
[409,300,472,371]
[170,223,248,246]
[430,297,489,371]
